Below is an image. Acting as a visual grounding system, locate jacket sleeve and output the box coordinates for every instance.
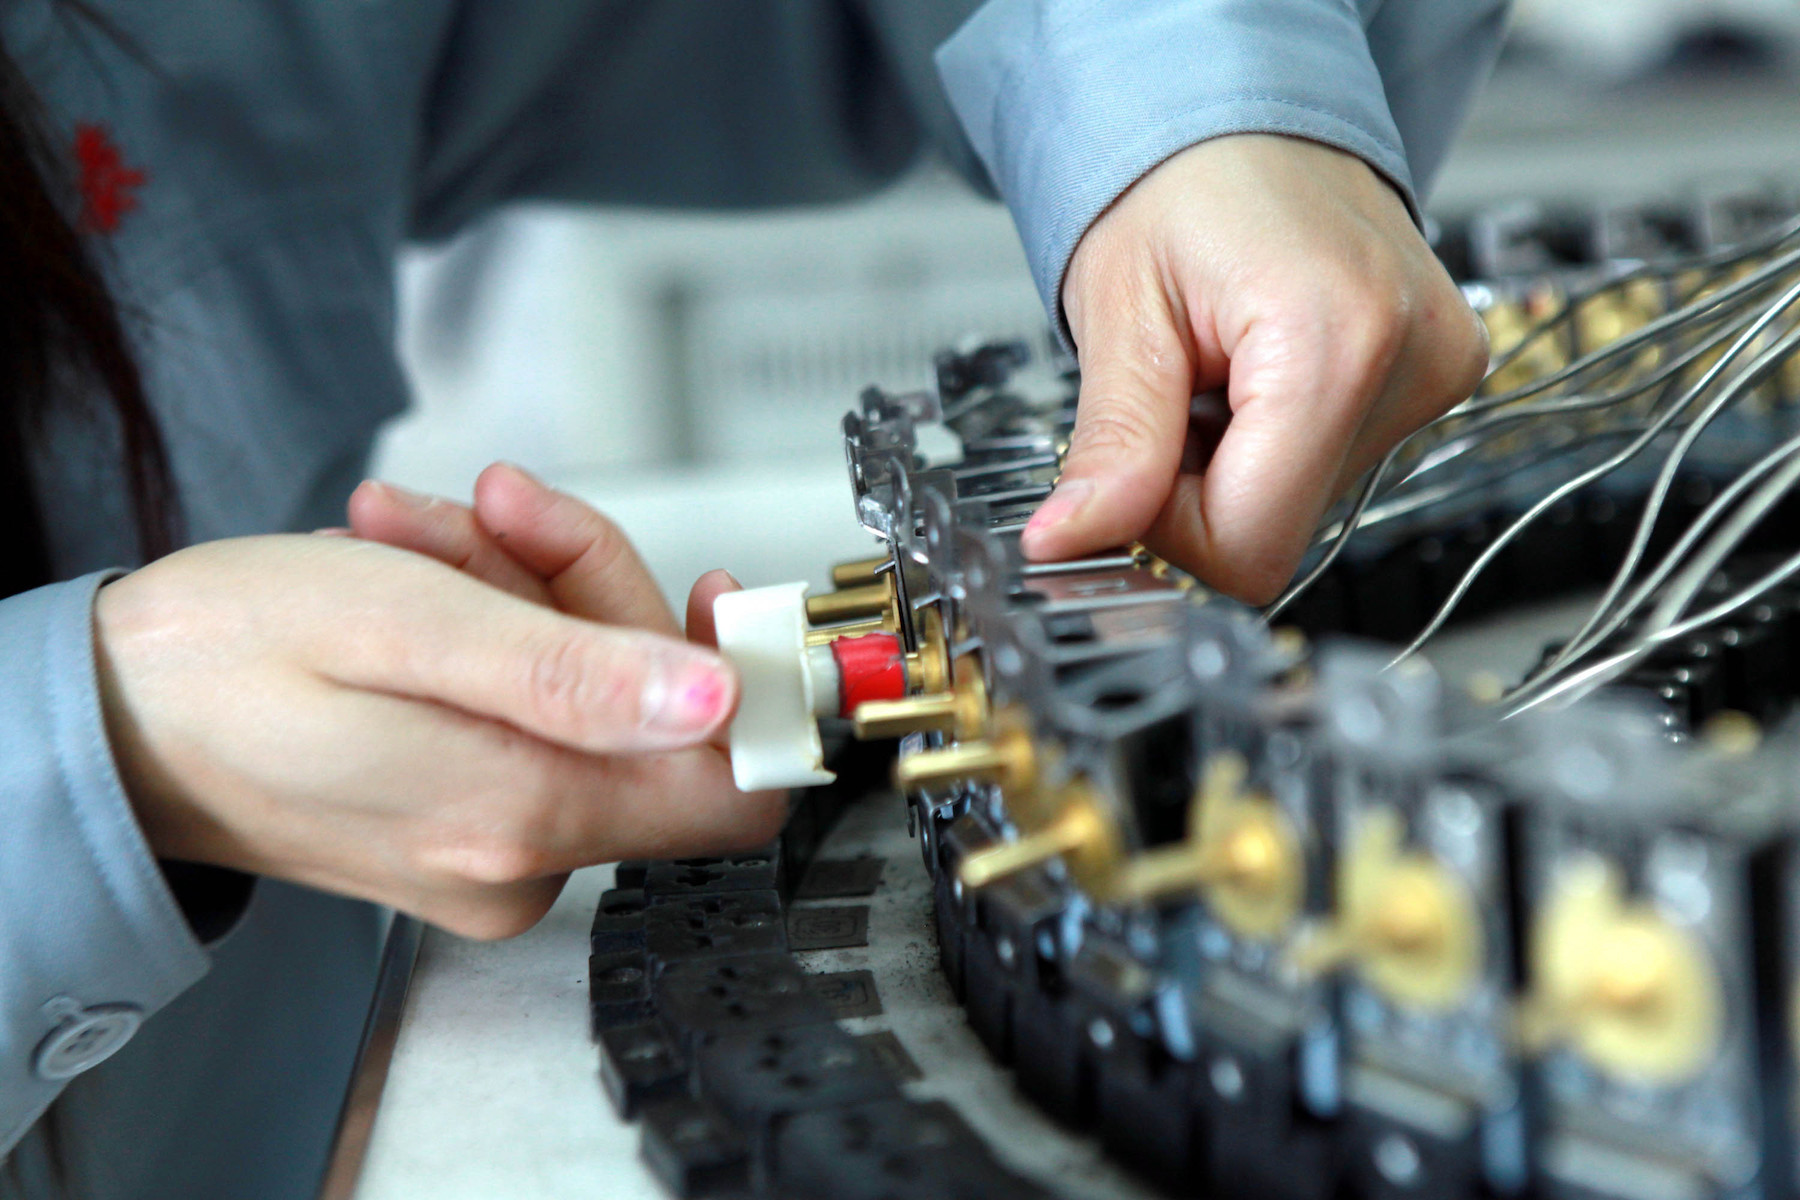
[935,0,1510,326]
[1364,0,1511,199]
[409,0,987,240]
[0,573,211,1157]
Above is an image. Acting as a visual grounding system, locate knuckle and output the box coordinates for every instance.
[571,511,636,579]
[1070,400,1163,462]
[1341,289,1410,379]
[1420,284,1489,399]
[1451,317,1492,397]
[521,632,636,738]
[450,897,551,941]
[429,828,550,887]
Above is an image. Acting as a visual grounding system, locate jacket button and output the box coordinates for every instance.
[33,1003,143,1081]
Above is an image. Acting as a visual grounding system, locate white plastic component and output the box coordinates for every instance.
[804,642,842,718]
[713,581,837,791]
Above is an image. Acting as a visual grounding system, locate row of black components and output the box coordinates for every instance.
[590,748,1055,1200]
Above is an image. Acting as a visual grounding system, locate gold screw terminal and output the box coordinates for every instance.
[1515,857,1723,1084]
[853,651,986,742]
[1109,754,1304,941]
[1286,808,1483,1012]
[955,777,1128,898]
[805,578,896,626]
[830,555,890,589]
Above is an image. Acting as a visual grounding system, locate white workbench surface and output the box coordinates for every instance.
[355,863,654,1199]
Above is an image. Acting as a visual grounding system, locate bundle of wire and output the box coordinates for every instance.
[1271,211,1800,718]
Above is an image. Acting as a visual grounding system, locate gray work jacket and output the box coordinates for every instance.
[0,2,1505,1196]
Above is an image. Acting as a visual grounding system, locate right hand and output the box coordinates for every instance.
[95,532,784,939]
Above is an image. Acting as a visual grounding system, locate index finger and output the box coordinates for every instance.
[312,542,734,754]
[1149,313,1382,602]
[1023,263,1196,563]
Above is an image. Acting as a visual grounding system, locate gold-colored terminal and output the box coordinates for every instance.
[892,711,1037,796]
[1271,627,1308,661]
[1287,808,1482,1011]
[1573,279,1662,361]
[1480,289,1569,396]
[957,777,1128,898]
[1465,671,1506,706]
[1701,709,1761,757]
[1515,856,1723,1084]
[1110,754,1303,940]
[804,616,891,646]
[904,606,951,696]
[854,653,986,741]
[830,555,890,589]
[805,578,895,626]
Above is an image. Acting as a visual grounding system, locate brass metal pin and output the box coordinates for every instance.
[853,693,960,739]
[804,617,889,646]
[830,556,890,588]
[893,739,1010,791]
[805,581,893,625]
[957,812,1092,890]
[892,724,1034,794]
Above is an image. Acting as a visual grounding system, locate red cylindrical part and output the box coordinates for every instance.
[830,632,907,718]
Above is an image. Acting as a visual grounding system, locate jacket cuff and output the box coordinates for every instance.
[937,0,1417,341]
[0,572,211,1154]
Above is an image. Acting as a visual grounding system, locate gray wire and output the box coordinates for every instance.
[1262,448,1394,621]
[1507,411,1800,713]
[1472,212,1800,386]
[1455,243,1800,418]
[1383,301,1772,498]
[1508,430,1800,701]
[1520,287,1800,685]
[1386,313,1800,667]
[1266,229,1800,625]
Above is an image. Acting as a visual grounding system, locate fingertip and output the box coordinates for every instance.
[349,479,438,534]
[473,462,550,527]
[642,649,739,745]
[481,460,551,498]
[494,460,544,485]
[693,567,741,596]
[1021,473,1164,562]
[345,478,383,529]
[685,569,740,647]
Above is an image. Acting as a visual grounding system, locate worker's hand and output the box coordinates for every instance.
[341,461,743,660]
[1031,134,1489,603]
[95,532,784,939]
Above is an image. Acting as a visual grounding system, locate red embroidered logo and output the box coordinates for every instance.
[74,123,146,234]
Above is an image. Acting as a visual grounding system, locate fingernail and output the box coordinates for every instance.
[721,570,743,590]
[642,655,731,736]
[1023,479,1093,545]
[376,481,433,510]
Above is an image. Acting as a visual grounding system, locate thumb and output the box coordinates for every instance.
[1023,269,1193,562]
[685,568,741,649]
